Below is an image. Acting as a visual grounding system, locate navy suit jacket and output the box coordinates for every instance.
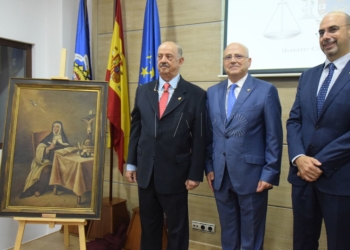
[127,76,206,194]
[287,61,350,196]
[205,74,283,195]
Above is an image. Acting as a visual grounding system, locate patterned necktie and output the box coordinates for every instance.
[159,83,170,118]
[226,84,238,118]
[317,63,335,116]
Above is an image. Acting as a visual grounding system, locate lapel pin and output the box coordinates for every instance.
[178,97,182,100]
[247,89,251,92]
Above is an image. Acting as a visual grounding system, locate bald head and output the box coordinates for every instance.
[223,42,251,82]
[319,11,350,61]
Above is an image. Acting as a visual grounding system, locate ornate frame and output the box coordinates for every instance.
[0,78,107,219]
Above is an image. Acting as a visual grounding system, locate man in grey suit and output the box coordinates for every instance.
[126,41,206,250]
[206,42,283,250]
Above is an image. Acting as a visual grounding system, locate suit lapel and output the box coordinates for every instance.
[161,77,186,119]
[146,81,160,117]
[218,80,227,123]
[226,74,254,125]
[309,64,324,121]
[319,60,350,118]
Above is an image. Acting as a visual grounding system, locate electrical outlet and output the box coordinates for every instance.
[192,220,215,233]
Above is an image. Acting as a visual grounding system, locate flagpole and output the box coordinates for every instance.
[109,122,114,202]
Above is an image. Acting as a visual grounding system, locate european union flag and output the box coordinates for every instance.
[138,0,161,85]
[73,0,92,80]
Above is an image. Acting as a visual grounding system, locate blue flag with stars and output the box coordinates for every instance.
[73,0,92,80]
[138,0,161,85]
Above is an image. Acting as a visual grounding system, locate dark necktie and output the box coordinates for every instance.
[317,63,335,116]
[159,83,170,118]
[227,84,238,118]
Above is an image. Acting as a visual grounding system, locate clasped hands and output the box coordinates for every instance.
[295,155,323,182]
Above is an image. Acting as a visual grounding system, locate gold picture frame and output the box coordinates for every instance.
[0,78,107,219]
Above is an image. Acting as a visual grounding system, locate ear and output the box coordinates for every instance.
[247,58,252,68]
[178,57,184,66]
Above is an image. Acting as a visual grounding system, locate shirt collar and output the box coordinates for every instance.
[158,74,180,90]
[227,73,248,90]
[324,52,350,71]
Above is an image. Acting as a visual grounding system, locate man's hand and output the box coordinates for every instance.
[125,170,137,183]
[256,180,273,192]
[185,180,200,190]
[206,172,214,192]
[295,155,322,182]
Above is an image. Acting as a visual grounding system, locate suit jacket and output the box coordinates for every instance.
[127,76,206,194]
[287,61,350,196]
[205,74,283,195]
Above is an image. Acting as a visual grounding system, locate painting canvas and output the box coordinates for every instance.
[0,78,107,219]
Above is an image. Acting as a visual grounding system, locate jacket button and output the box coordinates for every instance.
[315,126,320,130]
[225,136,229,139]
[310,144,314,148]
[223,153,226,156]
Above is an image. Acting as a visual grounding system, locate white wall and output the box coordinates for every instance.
[0,0,87,248]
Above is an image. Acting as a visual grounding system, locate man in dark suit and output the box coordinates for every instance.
[125,41,206,250]
[205,42,283,250]
[287,11,350,250]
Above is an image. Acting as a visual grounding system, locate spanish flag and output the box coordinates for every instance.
[106,0,130,175]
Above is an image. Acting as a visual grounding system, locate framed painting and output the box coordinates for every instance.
[0,38,32,148]
[0,78,107,219]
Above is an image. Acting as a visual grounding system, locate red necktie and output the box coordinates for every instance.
[159,83,170,118]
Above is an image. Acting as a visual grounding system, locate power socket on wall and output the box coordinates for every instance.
[192,220,215,233]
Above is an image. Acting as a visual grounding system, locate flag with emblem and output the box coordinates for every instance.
[73,0,92,80]
[106,0,130,175]
[138,0,161,85]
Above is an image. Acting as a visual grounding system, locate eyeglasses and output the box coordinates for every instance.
[158,54,175,61]
[318,24,350,37]
[223,54,248,62]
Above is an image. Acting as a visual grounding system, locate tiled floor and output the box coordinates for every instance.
[8,231,220,250]
[8,232,81,250]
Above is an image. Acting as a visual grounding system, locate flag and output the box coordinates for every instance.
[73,0,92,80]
[106,0,130,175]
[138,0,161,85]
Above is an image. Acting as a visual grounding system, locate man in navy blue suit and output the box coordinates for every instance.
[206,42,283,249]
[287,11,350,250]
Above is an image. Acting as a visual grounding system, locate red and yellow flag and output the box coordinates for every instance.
[106,0,130,175]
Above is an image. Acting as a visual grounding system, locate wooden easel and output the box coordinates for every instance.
[13,217,87,250]
[13,49,86,250]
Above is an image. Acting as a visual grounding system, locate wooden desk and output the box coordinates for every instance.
[49,153,93,204]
